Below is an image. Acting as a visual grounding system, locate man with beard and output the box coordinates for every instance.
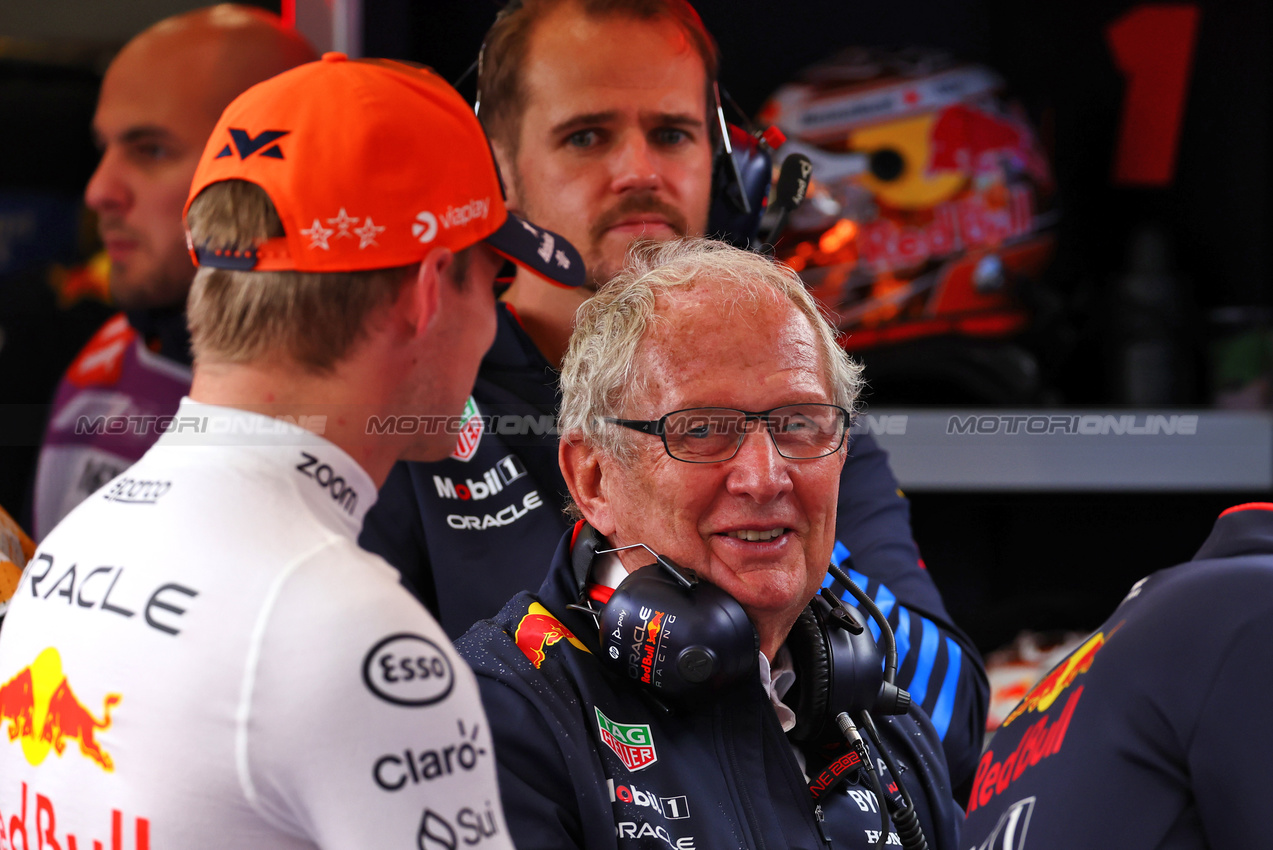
[361,0,989,791]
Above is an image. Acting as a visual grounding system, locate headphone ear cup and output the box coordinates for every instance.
[598,564,757,703]
[785,604,832,742]
[787,596,890,743]
[707,124,774,249]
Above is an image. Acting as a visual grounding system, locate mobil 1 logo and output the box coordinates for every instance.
[433,453,527,501]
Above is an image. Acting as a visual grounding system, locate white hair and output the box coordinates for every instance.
[559,237,863,460]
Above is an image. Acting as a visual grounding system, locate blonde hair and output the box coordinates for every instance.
[185,180,418,373]
[559,237,863,460]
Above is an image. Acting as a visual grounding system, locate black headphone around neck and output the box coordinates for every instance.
[568,524,909,734]
[569,526,930,850]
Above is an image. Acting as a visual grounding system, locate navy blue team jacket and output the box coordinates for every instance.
[456,526,965,850]
[361,303,988,784]
[963,502,1273,849]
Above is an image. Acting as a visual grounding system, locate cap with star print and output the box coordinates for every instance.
[183,52,583,287]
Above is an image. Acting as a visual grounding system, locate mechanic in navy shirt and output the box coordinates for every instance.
[360,0,988,789]
[963,502,1273,850]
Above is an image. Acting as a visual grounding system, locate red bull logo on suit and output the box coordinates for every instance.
[1001,632,1105,728]
[0,647,120,771]
[513,603,589,669]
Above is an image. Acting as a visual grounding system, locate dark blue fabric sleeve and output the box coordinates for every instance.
[358,460,438,616]
[1189,600,1273,848]
[472,676,586,850]
[830,430,989,789]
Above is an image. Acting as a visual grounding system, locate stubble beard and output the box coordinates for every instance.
[584,193,691,290]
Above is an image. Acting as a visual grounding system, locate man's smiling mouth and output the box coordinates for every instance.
[724,528,786,542]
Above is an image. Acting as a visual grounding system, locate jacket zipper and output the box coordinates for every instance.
[720,701,769,850]
[814,804,834,848]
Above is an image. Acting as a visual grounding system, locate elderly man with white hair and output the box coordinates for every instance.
[458,237,964,850]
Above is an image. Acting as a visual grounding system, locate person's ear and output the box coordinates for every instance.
[491,141,519,209]
[560,437,615,535]
[403,246,448,336]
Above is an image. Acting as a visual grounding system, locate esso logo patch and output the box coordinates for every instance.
[362,633,455,706]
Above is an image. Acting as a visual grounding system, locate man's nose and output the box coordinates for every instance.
[610,132,661,194]
[724,424,793,503]
[84,147,132,216]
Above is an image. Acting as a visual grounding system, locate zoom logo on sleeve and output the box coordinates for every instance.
[362,633,454,706]
[295,452,358,515]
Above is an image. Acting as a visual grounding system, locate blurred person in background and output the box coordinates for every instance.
[33,4,317,540]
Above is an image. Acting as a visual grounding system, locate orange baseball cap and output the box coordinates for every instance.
[184,52,583,287]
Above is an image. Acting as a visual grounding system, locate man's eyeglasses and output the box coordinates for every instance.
[606,404,850,464]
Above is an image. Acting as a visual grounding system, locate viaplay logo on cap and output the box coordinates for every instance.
[412,198,492,245]
[214,128,290,160]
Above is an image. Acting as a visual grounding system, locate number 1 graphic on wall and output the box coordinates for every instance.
[1106,4,1201,187]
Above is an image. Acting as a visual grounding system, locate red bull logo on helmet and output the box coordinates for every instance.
[1001,632,1105,729]
[513,602,589,669]
[0,647,121,771]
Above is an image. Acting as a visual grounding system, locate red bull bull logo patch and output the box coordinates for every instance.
[1001,631,1105,728]
[0,647,120,771]
[513,602,589,669]
[595,708,657,772]
[966,631,1106,816]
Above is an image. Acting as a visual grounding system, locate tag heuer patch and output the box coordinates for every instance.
[596,707,657,771]
[450,396,483,462]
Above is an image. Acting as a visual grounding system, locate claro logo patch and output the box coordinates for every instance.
[362,634,454,706]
